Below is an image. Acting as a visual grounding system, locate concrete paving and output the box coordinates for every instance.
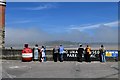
[1,60,119,78]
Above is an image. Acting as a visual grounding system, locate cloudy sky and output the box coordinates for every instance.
[5,2,118,46]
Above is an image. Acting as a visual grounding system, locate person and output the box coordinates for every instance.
[77,44,84,62]
[10,47,13,50]
[22,44,33,62]
[84,51,87,62]
[99,45,106,62]
[85,45,91,62]
[53,46,59,62]
[58,45,64,62]
[33,44,40,61]
[41,46,46,62]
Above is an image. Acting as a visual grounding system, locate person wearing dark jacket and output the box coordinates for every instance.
[77,44,84,62]
[53,46,59,62]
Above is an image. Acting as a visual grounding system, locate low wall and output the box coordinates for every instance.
[2,49,53,60]
[2,49,119,61]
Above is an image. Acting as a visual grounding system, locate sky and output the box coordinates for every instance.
[5,2,118,46]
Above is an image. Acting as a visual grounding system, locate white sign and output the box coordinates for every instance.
[22,53,33,58]
[67,54,77,57]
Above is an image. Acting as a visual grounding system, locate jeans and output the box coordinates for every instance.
[59,54,63,62]
[101,53,106,62]
[44,57,46,62]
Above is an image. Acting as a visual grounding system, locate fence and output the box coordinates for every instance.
[2,49,119,61]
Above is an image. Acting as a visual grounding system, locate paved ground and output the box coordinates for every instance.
[1,60,119,78]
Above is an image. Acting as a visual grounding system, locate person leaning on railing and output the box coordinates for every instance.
[99,45,106,62]
[85,45,91,62]
[22,44,33,62]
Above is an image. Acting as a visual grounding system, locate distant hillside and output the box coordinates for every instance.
[5,40,118,49]
[43,40,79,46]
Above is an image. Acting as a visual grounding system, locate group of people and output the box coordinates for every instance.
[77,44,106,62]
[53,45,64,62]
[22,44,65,62]
[22,43,106,63]
[22,44,46,62]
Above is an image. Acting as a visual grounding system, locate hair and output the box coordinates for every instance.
[35,44,38,47]
[42,46,44,48]
[24,44,28,48]
[87,45,89,47]
[101,45,104,47]
[80,45,82,47]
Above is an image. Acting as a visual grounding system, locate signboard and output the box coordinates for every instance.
[105,50,118,57]
[63,50,100,61]
[63,50,118,61]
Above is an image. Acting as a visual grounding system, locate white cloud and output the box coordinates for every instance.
[104,21,118,27]
[69,21,118,31]
[6,20,34,25]
[13,20,32,24]
[5,27,52,46]
[91,25,118,43]
[5,21,118,48]
[69,24,100,31]
[24,3,57,10]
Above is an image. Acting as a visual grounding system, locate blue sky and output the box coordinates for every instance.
[5,2,118,46]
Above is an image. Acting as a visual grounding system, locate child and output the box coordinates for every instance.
[41,46,46,62]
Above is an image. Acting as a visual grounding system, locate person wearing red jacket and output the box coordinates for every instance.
[22,44,33,62]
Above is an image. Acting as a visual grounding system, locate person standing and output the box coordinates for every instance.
[99,45,106,62]
[53,46,59,62]
[77,44,84,62]
[33,44,40,61]
[58,45,64,62]
[85,45,91,62]
[41,46,46,62]
[22,44,33,62]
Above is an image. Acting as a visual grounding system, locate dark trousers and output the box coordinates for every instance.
[77,54,82,62]
[39,54,42,62]
[86,54,91,62]
[84,54,87,62]
[53,53,58,62]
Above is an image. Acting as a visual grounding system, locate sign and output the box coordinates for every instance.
[105,50,118,57]
[63,50,118,61]
[67,53,77,57]
[63,50,100,61]
[22,53,33,58]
